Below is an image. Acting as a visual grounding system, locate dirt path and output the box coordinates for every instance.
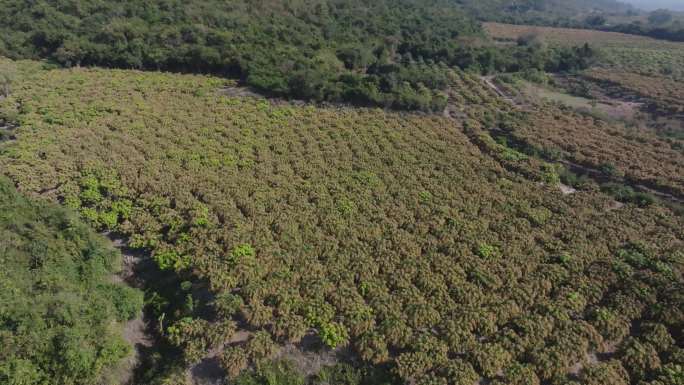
[481,76,518,106]
[106,233,157,385]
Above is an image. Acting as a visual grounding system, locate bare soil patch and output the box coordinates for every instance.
[559,183,577,195]
[105,233,158,385]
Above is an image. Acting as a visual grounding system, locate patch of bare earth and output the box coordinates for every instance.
[105,234,156,385]
[568,341,619,379]
[0,123,16,142]
[187,330,349,385]
[481,76,518,106]
[559,183,577,195]
[274,333,348,377]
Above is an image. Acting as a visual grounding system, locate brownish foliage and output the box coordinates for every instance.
[585,68,684,114]
[511,102,684,197]
[0,63,681,384]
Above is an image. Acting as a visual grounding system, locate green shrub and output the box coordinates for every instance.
[192,203,210,227]
[337,198,356,216]
[105,284,144,321]
[419,191,433,203]
[319,322,350,349]
[213,292,245,317]
[111,199,133,220]
[99,210,119,229]
[232,244,256,259]
[477,243,499,259]
[541,163,560,184]
[154,250,190,271]
[0,177,142,385]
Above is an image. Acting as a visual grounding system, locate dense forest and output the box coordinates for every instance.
[457,0,632,24]
[0,176,143,385]
[0,0,595,111]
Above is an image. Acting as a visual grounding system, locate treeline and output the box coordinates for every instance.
[600,9,684,43]
[0,0,594,111]
[0,177,143,385]
[457,0,632,26]
[604,23,684,43]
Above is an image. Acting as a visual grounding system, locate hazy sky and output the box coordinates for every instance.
[623,0,684,11]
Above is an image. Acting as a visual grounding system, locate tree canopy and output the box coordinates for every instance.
[0,177,143,385]
[0,0,595,110]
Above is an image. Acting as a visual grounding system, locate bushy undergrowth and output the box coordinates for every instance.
[232,360,400,385]
[0,63,681,385]
[0,176,143,385]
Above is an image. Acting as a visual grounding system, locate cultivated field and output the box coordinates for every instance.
[484,22,684,79]
[484,22,668,46]
[584,68,684,114]
[510,102,684,197]
[482,23,684,199]
[0,63,682,385]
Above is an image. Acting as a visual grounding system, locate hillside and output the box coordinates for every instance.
[0,2,683,385]
[0,59,682,385]
[457,0,633,23]
[0,0,476,110]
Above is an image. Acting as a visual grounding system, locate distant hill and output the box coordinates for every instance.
[456,0,634,23]
[457,0,684,42]
[625,0,684,12]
